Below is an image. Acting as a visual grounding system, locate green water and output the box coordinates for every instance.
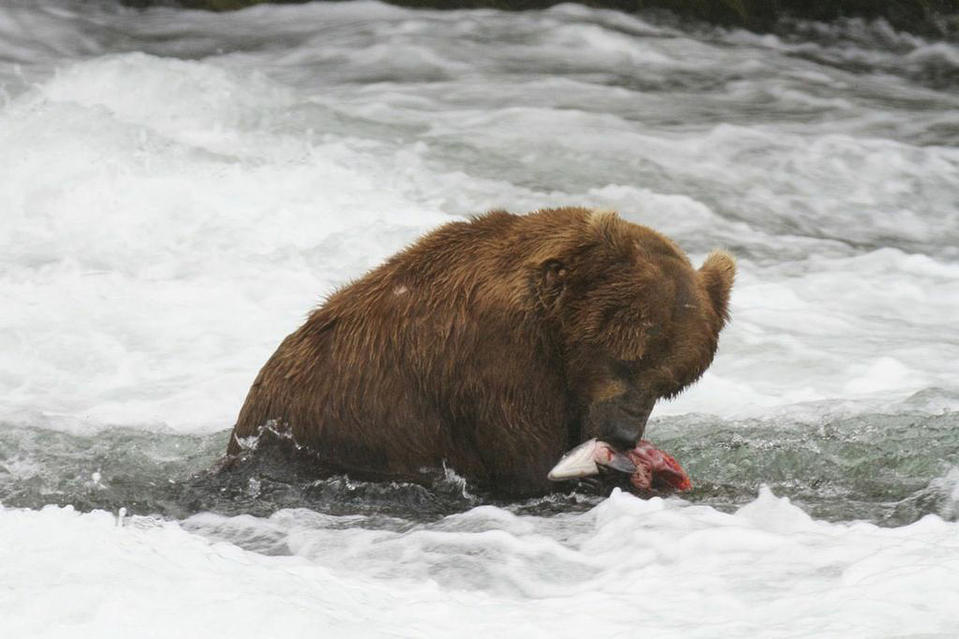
[2,410,956,526]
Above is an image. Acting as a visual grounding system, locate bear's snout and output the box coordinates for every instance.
[587,391,655,450]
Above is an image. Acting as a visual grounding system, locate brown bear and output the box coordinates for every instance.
[227,207,734,497]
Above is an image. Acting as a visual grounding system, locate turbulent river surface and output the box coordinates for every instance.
[2,1,959,636]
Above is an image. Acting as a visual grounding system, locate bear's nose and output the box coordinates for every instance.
[588,391,654,451]
[604,421,643,451]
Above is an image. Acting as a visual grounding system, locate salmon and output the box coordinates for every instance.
[547,438,691,493]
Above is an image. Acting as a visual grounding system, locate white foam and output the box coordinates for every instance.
[3,490,959,637]
[0,52,460,432]
[3,43,957,431]
[661,248,959,418]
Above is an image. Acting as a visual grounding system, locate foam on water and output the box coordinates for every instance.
[1,1,958,635]
[3,491,959,638]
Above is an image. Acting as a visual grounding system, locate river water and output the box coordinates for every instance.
[1,1,958,636]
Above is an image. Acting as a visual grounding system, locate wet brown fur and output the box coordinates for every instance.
[228,207,735,496]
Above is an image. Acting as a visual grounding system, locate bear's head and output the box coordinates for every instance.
[530,209,735,450]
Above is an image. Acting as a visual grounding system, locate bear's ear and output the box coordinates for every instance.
[542,259,568,289]
[536,258,568,308]
[699,250,735,324]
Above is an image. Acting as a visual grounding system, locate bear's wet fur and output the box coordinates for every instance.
[228,207,734,497]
